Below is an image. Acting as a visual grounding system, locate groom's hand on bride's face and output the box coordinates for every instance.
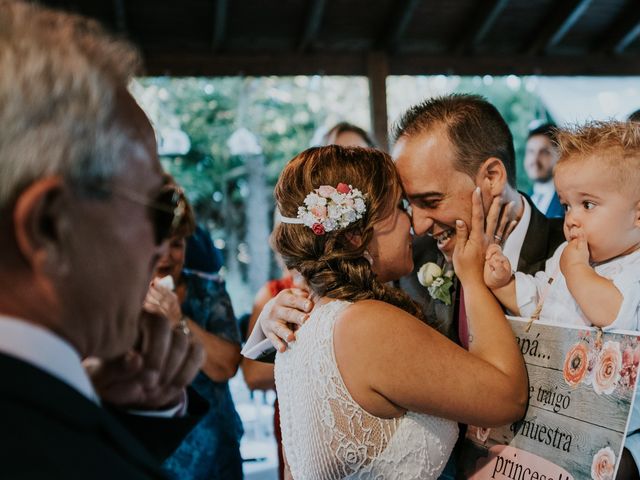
[260,288,313,352]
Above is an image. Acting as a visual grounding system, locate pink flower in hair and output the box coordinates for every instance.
[310,205,327,219]
[318,185,337,198]
[336,183,351,194]
[311,223,325,235]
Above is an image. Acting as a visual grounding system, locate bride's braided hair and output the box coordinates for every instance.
[272,145,424,320]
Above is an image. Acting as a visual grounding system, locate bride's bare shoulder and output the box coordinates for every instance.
[335,299,423,341]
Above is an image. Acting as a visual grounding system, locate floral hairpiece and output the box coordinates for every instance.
[279,183,366,235]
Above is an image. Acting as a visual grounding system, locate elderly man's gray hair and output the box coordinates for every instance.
[0,0,143,209]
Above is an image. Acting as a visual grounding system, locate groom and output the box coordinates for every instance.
[392,94,564,344]
[391,94,564,479]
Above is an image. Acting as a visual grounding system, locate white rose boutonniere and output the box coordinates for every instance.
[417,262,454,306]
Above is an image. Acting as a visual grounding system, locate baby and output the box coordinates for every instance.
[485,121,640,330]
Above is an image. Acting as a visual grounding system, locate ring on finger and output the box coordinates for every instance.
[494,234,502,242]
[174,317,191,337]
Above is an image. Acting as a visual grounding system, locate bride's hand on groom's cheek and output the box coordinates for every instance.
[453,188,491,282]
[260,288,313,352]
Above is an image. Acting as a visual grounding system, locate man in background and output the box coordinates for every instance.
[524,122,564,218]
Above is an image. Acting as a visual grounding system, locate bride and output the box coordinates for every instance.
[268,145,527,479]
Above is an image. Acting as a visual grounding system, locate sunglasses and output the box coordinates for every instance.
[102,183,186,245]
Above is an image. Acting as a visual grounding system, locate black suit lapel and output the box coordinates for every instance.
[429,252,458,341]
[518,194,565,275]
[0,353,164,477]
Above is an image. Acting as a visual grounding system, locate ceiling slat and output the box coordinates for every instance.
[212,0,228,52]
[143,52,640,77]
[377,0,422,52]
[454,0,510,55]
[525,0,592,55]
[595,1,640,54]
[113,0,127,34]
[298,0,327,53]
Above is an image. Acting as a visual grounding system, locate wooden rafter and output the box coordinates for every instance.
[37,0,640,77]
[614,23,640,54]
[525,0,592,55]
[142,52,640,77]
[377,0,422,52]
[212,0,228,52]
[113,0,126,34]
[594,0,640,54]
[298,0,326,53]
[454,0,510,55]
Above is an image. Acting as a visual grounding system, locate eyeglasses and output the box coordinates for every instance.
[102,183,186,245]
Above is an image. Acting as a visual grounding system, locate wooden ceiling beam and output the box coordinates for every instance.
[525,0,592,55]
[298,0,327,53]
[212,0,228,52]
[112,0,127,34]
[376,0,422,52]
[142,52,640,77]
[614,24,640,54]
[367,52,389,149]
[454,0,510,55]
[594,1,640,54]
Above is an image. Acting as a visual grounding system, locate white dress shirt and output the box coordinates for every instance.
[501,194,531,272]
[0,314,184,416]
[0,314,100,403]
[530,180,556,215]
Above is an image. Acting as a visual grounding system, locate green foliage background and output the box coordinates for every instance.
[132,75,550,311]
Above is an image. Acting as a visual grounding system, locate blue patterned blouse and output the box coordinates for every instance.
[163,269,244,480]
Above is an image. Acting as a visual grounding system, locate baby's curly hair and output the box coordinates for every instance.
[272,145,423,319]
[555,121,640,194]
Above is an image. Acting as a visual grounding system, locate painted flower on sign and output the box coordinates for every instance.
[563,342,590,387]
[619,345,640,390]
[593,341,622,395]
[591,446,615,480]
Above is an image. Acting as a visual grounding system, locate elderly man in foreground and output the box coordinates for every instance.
[0,1,205,478]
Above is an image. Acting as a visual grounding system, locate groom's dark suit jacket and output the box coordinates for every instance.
[398,195,565,339]
[0,352,207,479]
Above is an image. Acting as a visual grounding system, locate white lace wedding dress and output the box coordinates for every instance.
[274,300,458,479]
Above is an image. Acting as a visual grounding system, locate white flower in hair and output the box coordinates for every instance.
[328,204,342,220]
[304,192,326,207]
[324,218,338,231]
[330,191,344,204]
[343,209,357,224]
[279,182,367,235]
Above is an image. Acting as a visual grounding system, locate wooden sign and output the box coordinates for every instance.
[462,317,640,480]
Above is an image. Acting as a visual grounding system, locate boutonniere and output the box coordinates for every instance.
[417,262,455,306]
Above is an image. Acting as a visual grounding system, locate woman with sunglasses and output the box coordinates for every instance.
[143,187,244,480]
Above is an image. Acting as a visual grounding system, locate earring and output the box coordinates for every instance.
[363,250,373,266]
